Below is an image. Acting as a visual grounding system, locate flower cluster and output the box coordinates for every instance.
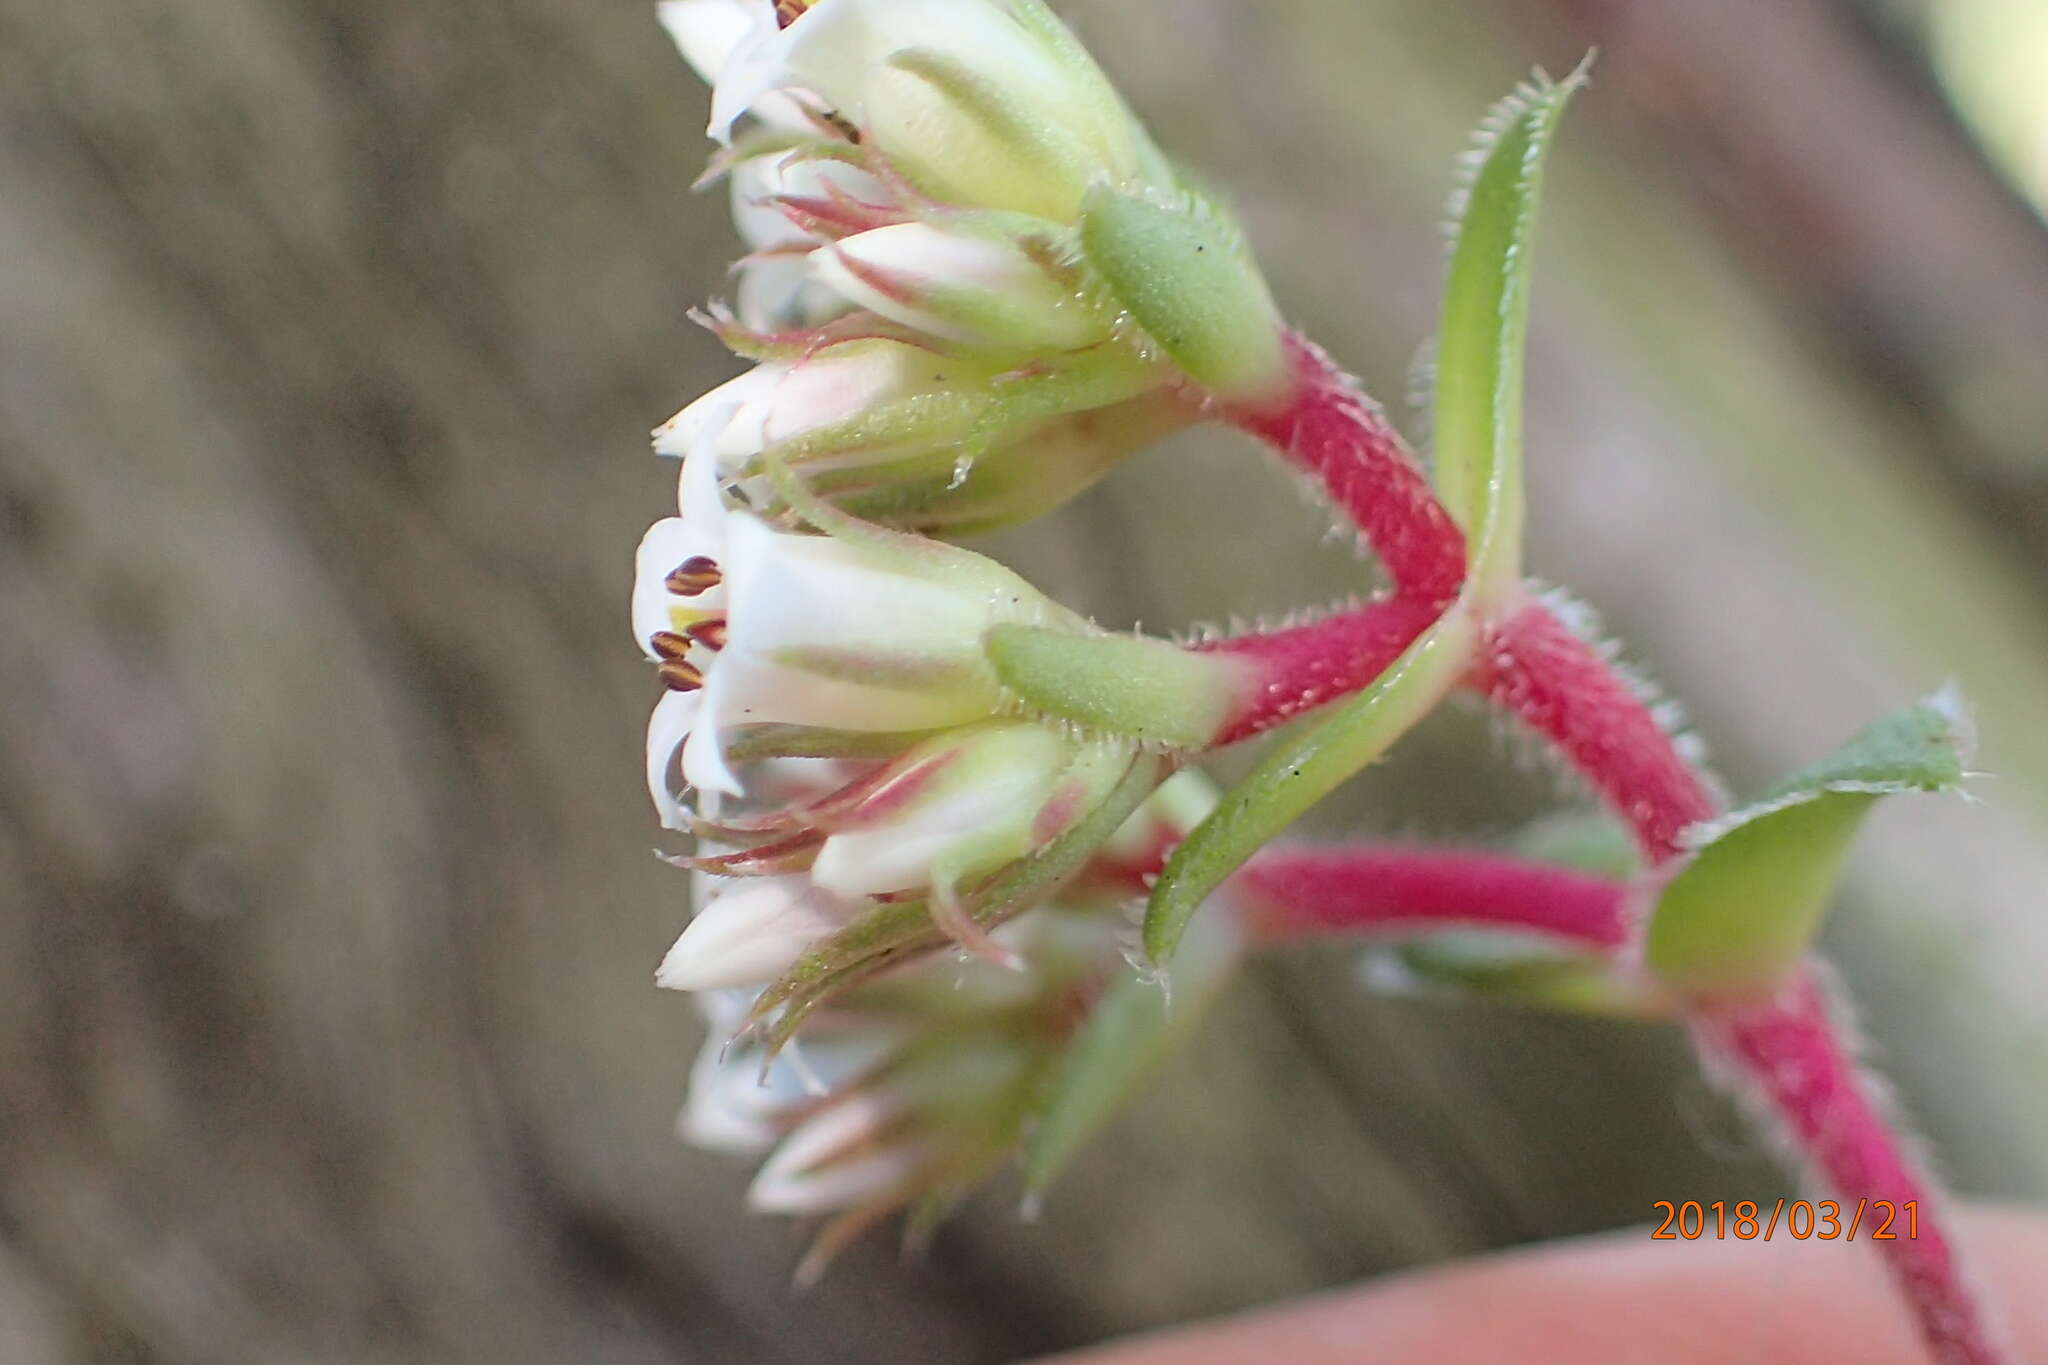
[653,0,1289,532]
[626,2,1318,1264]
[634,446,1157,964]
[672,773,1214,1276]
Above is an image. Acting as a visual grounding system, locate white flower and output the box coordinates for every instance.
[636,465,1073,807]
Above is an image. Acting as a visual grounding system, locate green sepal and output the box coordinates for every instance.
[1019,909,1243,1199]
[1432,60,1589,606]
[1644,693,1973,996]
[984,624,1251,749]
[1141,606,1480,966]
[743,754,1171,1054]
[1078,184,1287,402]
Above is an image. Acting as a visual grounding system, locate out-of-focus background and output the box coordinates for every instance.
[4,0,2047,1360]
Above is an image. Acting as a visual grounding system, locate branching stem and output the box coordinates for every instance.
[1216,329,2008,1365]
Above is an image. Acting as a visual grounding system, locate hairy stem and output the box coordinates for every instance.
[1229,334,1468,606]
[1695,977,2008,1365]
[1234,844,1628,948]
[1197,595,1446,746]
[1476,598,1719,861]
[1231,351,2008,1364]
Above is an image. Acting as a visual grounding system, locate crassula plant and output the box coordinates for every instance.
[631,2,2008,1360]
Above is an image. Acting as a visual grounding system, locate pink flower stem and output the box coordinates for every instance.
[1196,595,1445,746]
[1222,339,2008,1364]
[1695,978,2008,1365]
[1229,334,1468,607]
[1234,845,1629,949]
[1474,598,1719,860]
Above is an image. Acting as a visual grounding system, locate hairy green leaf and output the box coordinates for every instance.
[1645,693,1972,994]
[1432,61,1589,604]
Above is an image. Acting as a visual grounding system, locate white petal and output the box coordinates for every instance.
[656,876,853,991]
[653,368,779,459]
[709,516,1002,732]
[646,690,704,831]
[732,255,842,335]
[747,1092,927,1214]
[680,709,743,798]
[676,446,732,544]
[633,517,721,654]
[657,0,772,85]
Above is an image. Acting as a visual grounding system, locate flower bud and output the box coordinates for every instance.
[746,1090,932,1214]
[653,341,990,474]
[727,152,896,332]
[811,218,1110,354]
[705,0,1167,218]
[808,722,1123,899]
[656,876,858,991]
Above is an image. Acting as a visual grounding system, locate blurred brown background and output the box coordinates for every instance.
[4,1,2047,1361]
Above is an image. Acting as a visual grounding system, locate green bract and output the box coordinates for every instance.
[1432,62,1588,606]
[1645,694,1973,996]
[984,624,1252,749]
[1079,185,1289,403]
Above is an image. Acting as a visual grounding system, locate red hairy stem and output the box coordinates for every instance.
[1196,595,1446,747]
[1475,599,1719,864]
[1695,978,2008,1365]
[1236,342,2005,1363]
[1235,845,1629,949]
[1229,334,1468,606]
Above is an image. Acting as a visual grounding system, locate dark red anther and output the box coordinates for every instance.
[666,556,721,596]
[660,659,705,693]
[686,619,729,651]
[649,630,691,661]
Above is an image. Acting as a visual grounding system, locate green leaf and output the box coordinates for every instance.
[1078,184,1287,402]
[1020,909,1243,1199]
[1645,693,1973,995]
[984,624,1250,748]
[1431,61,1589,605]
[1141,606,1480,965]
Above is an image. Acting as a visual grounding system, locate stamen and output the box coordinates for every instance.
[650,630,692,661]
[686,619,730,651]
[660,659,706,692]
[667,556,722,596]
[774,0,813,29]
